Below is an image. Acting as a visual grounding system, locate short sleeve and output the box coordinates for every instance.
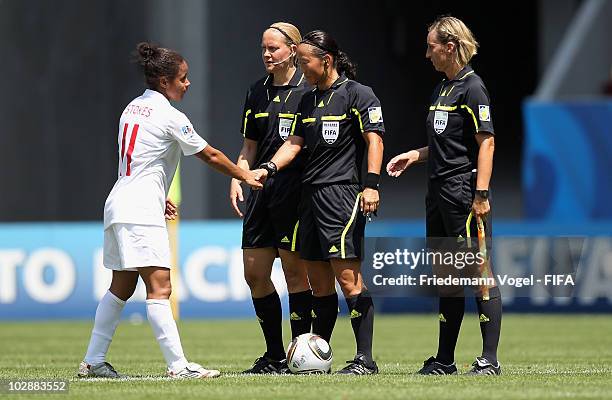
[241,88,258,140]
[291,95,307,138]
[463,81,494,135]
[349,84,385,135]
[169,111,207,156]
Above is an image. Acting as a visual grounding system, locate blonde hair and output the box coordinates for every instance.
[268,22,302,66]
[428,16,478,67]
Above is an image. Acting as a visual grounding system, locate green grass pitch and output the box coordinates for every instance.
[1,314,611,399]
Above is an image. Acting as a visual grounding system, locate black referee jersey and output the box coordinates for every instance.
[291,74,385,185]
[426,65,494,180]
[241,70,310,169]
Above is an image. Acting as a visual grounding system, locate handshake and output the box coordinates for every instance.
[242,162,276,190]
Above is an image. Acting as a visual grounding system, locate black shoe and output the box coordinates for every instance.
[335,354,378,375]
[416,356,458,375]
[466,357,501,375]
[242,356,289,374]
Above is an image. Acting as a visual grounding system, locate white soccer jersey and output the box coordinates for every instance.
[103,89,207,228]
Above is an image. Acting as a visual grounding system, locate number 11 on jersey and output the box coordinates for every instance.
[119,123,140,176]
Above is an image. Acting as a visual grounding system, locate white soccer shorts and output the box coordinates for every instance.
[103,223,171,271]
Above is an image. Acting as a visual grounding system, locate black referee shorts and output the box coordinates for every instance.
[242,169,301,252]
[298,183,365,262]
[426,170,495,297]
[426,171,493,240]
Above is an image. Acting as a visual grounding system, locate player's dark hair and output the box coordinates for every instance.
[134,42,185,90]
[301,30,357,80]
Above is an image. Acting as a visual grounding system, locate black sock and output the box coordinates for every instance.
[476,287,502,365]
[311,293,338,343]
[288,290,313,338]
[345,290,374,363]
[252,291,285,360]
[436,296,465,365]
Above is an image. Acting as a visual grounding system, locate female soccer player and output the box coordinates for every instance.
[78,42,263,379]
[387,16,502,375]
[230,22,313,374]
[255,30,385,375]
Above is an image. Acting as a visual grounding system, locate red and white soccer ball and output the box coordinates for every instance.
[286,333,333,374]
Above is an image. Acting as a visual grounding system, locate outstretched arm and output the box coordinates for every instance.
[195,145,263,189]
[386,146,428,177]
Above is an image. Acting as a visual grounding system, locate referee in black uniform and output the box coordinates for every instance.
[255,30,384,375]
[387,16,502,375]
[230,22,313,374]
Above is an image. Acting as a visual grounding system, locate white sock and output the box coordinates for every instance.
[84,290,126,365]
[146,299,189,372]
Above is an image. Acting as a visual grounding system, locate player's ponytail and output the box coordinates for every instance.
[336,50,357,80]
[133,41,185,91]
[136,42,157,65]
[301,30,358,80]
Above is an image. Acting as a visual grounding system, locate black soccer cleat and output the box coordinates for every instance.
[466,357,501,375]
[335,354,378,375]
[242,356,290,374]
[416,356,458,375]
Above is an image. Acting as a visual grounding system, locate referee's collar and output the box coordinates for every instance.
[264,68,305,88]
[448,65,474,82]
[331,73,350,89]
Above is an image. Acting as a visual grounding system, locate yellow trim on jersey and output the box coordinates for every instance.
[341,192,363,259]
[327,91,335,105]
[291,220,299,252]
[461,105,479,132]
[263,75,270,85]
[429,104,457,111]
[459,70,475,80]
[336,78,349,86]
[278,113,295,119]
[243,109,252,136]
[446,85,456,96]
[297,74,304,86]
[350,108,364,132]
[302,117,316,123]
[438,82,446,96]
[289,113,300,135]
[321,114,347,121]
[254,112,269,118]
[284,90,293,103]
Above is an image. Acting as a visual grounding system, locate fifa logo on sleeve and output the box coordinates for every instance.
[478,105,490,122]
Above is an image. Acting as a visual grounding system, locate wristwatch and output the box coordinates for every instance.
[259,161,277,177]
[475,189,489,200]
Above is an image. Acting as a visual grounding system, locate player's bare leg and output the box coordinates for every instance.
[140,266,220,378]
[331,258,378,375]
[79,271,138,378]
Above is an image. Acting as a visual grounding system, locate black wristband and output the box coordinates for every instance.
[364,172,380,189]
[259,161,277,177]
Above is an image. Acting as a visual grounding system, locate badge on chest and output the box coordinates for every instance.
[322,121,339,144]
[279,118,293,140]
[433,110,448,134]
